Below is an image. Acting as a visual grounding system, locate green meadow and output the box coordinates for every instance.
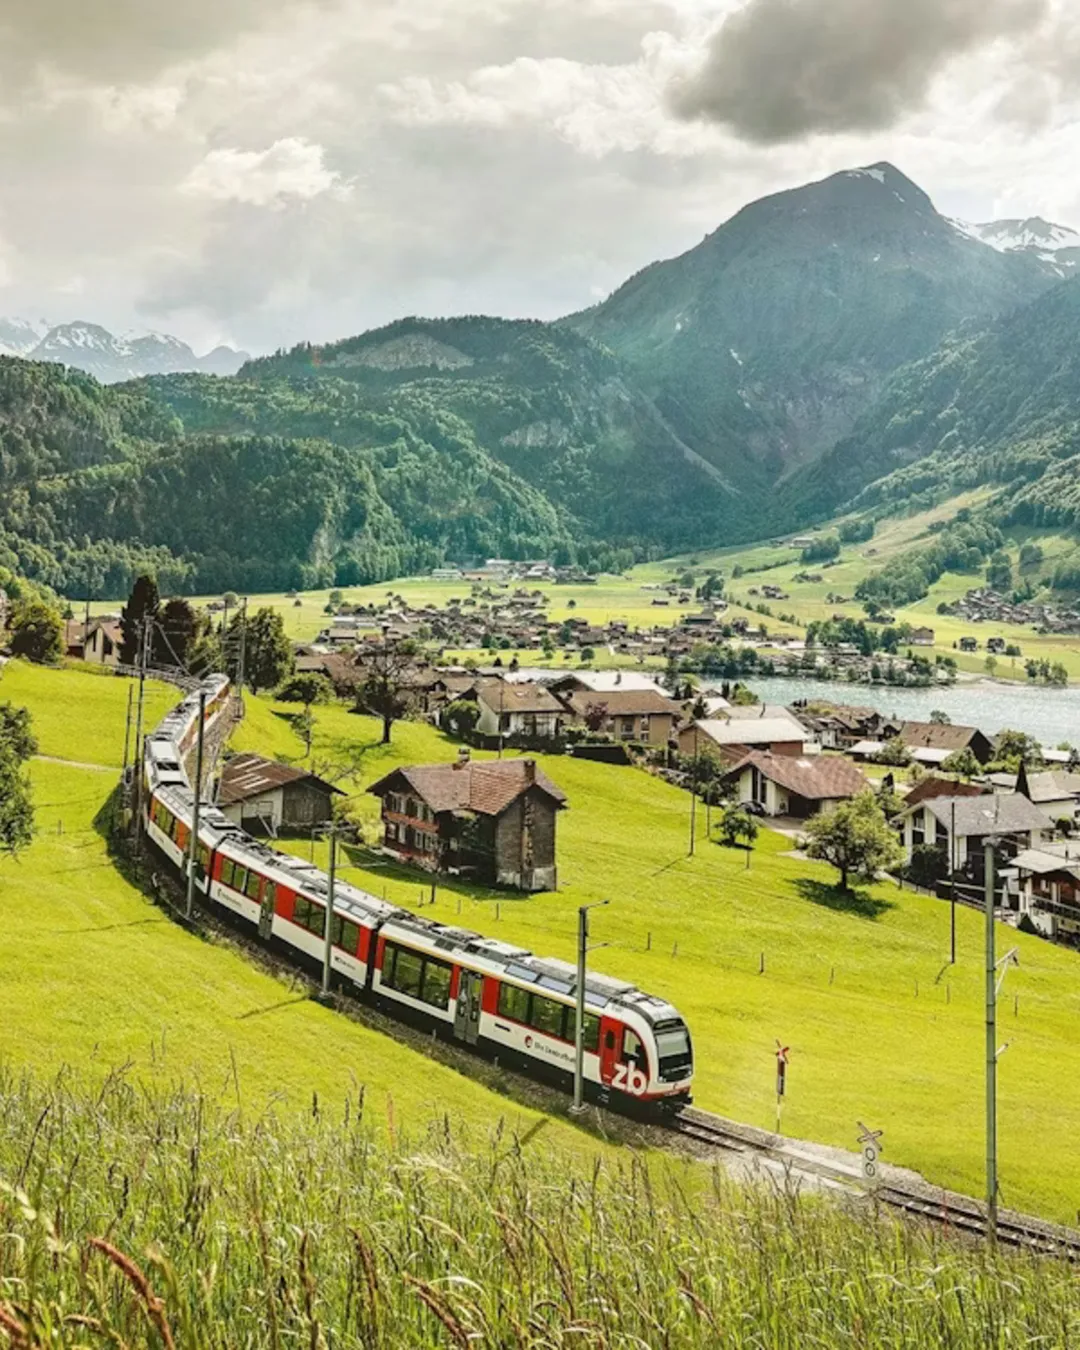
[0,663,602,1151]
[237,689,1080,1225]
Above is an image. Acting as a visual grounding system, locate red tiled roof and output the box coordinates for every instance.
[725,751,868,801]
[368,758,567,816]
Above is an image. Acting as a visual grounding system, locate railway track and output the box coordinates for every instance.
[668,1108,1080,1260]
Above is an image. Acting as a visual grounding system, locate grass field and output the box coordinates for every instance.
[235,690,1080,1224]
[0,663,605,1153]
[3,1071,1076,1349]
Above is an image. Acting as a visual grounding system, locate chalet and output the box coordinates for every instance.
[368,756,567,891]
[550,670,667,697]
[897,721,994,766]
[1010,844,1080,942]
[958,636,979,653]
[909,627,935,647]
[218,754,343,835]
[678,716,807,765]
[897,793,1052,877]
[474,680,566,741]
[789,702,897,750]
[986,765,1080,824]
[562,688,682,745]
[723,752,868,819]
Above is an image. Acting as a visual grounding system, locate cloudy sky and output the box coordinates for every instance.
[1,0,1077,354]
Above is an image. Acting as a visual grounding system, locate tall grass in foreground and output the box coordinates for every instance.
[0,1070,1076,1348]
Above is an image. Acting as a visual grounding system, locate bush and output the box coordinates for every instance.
[9,598,64,664]
[906,844,949,890]
[276,672,334,705]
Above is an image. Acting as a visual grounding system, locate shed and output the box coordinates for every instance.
[218,753,343,835]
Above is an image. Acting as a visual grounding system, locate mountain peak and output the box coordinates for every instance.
[2,316,251,382]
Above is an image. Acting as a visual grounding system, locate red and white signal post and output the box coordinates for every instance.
[775,1041,790,1133]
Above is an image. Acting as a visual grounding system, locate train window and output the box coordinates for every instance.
[197,844,210,871]
[245,871,262,901]
[233,866,248,893]
[293,896,312,929]
[567,1011,601,1054]
[221,859,234,887]
[420,960,452,1009]
[385,945,423,999]
[623,1030,647,1072]
[331,916,360,954]
[497,983,531,1023]
[307,904,326,939]
[529,995,566,1040]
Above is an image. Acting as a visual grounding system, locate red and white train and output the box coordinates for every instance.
[141,676,694,1111]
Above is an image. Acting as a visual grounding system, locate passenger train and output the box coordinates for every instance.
[141,676,694,1110]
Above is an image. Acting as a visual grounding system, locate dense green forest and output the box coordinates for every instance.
[0,318,754,599]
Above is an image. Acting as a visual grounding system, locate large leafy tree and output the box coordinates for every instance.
[10,599,63,665]
[230,607,294,694]
[153,597,198,668]
[804,793,904,892]
[352,636,419,744]
[119,574,160,666]
[0,703,36,858]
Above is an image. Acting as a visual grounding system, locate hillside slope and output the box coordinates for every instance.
[568,163,1052,484]
[787,273,1080,528]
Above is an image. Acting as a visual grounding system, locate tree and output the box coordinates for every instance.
[0,703,35,858]
[444,698,480,739]
[10,599,63,665]
[942,746,980,780]
[277,672,333,706]
[154,598,198,668]
[906,843,949,890]
[295,707,316,757]
[119,574,160,665]
[1019,541,1044,572]
[582,701,609,733]
[716,803,758,849]
[352,636,419,744]
[984,655,998,677]
[986,551,1013,593]
[0,704,38,762]
[993,728,1043,771]
[231,607,294,694]
[803,794,904,892]
[579,647,595,663]
[873,736,911,767]
[930,710,951,725]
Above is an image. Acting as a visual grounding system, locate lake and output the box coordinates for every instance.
[746,676,1080,748]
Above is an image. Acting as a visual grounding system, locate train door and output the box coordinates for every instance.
[599,1017,621,1088]
[454,970,482,1045]
[259,881,276,941]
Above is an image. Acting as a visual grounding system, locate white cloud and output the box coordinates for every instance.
[181,137,351,207]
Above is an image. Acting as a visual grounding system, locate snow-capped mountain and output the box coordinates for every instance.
[1,318,250,382]
[0,317,45,357]
[950,216,1080,277]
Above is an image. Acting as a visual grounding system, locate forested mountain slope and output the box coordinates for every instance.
[0,318,755,598]
[568,163,1053,485]
[786,273,1080,529]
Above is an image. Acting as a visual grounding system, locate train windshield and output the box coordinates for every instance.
[655,1021,693,1080]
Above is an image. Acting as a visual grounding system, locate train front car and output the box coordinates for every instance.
[371,915,694,1113]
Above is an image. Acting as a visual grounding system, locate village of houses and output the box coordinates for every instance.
[62,561,1080,952]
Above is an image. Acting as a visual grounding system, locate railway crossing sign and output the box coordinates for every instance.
[857,1121,884,1187]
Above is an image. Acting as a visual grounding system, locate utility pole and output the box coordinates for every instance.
[121,683,134,782]
[236,598,248,717]
[984,837,998,1243]
[185,691,207,920]
[950,797,957,965]
[571,899,609,1114]
[132,612,152,846]
[322,827,339,1000]
[84,569,92,654]
[688,721,698,856]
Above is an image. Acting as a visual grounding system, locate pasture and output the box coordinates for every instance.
[238,690,1080,1224]
[0,663,601,1150]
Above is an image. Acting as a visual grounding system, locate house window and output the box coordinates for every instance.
[620,716,635,740]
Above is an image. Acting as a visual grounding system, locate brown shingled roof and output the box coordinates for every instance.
[475,680,566,715]
[219,753,344,806]
[564,689,681,718]
[368,758,567,817]
[724,751,868,801]
[899,721,983,752]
